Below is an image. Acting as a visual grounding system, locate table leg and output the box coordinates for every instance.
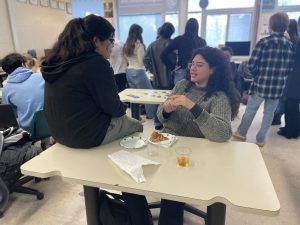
[83,186,100,225]
[131,103,140,120]
[206,203,226,225]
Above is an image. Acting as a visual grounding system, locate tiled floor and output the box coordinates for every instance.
[1,104,300,225]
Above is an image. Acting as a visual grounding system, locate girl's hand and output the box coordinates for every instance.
[163,99,177,113]
[168,95,195,110]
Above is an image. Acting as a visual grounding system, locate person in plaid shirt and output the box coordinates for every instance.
[233,12,294,147]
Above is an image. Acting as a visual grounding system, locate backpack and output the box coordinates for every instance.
[98,190,131,225]
[0,127,41,189]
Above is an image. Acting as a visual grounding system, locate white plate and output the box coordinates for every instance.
[148,133,176,145]
[120,136,148,149]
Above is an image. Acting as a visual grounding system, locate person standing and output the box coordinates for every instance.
[160,18,206,85]
[143,22,175,129]
[123,24,156,119]
[272,18,300,125]
[110,39,128,92]
[233,12,294,147]
[277,39,300,138]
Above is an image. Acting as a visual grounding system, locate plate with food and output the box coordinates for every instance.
[148,131,176,146]
[120,136,148,149]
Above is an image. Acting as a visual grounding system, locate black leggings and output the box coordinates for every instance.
[122,192,185,225]
[283,98,300,138]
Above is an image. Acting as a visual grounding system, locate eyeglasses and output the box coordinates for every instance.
[187,62,207,70]
[108,38,115,44]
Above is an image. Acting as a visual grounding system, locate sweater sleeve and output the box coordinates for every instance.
[84,58,126,118]
[136,42,145,67]
[192,93,232,142]
[157,80,185,123]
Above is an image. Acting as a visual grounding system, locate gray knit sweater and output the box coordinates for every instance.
[157,80,232,142]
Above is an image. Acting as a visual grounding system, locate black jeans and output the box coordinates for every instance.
[283,98,300,138]
[122,192,185,225]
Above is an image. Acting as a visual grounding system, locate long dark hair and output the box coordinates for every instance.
[43,14,114,65]
[123,24,145,57]
[186,47,240,119]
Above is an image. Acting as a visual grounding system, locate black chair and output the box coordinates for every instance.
[27,49,37,59]
[0,105,44,216]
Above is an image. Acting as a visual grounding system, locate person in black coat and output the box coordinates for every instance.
[277,40,300,138]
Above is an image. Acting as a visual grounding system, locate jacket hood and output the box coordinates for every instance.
[41,52,99,84]
[7,67,33,84]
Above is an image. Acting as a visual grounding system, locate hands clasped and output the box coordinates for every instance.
[163,95,195,113]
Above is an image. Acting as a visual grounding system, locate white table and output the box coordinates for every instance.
[119,89,171,119]
[21,136,280,225]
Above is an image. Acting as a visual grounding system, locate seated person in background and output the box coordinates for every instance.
[221,46,242,94]
[41,15,142,148]
[1,53,44,128]
[23,54,40,73]
[123,47,240,225]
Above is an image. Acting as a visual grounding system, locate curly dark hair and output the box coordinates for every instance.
[186,47,240,119]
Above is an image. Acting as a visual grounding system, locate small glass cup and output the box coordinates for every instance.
[175,147,191,167]
[147,144,158,156]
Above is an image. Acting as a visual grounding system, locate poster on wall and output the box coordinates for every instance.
[40,0,49,7]
[50,0,58,9]
[29,0,38,5]
[66,3,72,14]
[17,0,27,3]
[58,1,66,10]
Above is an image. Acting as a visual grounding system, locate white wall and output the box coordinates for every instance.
[0,0,14,58]
[0,0,72,58]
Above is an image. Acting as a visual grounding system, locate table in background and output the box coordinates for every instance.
[21,136,280,225]
[119,88,171,120]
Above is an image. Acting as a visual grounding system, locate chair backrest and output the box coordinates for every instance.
[44,49,50,57]
[0,105,19,129]
[27,49,37,59]
[26,110,51,140]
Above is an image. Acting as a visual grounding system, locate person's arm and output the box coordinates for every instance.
[136,42,145,67]
[192,94,232,142]
[170,93,232,142]
[247,41,263,77]
[160,38,177,70]
[143,45,153,73]
[84,58,126,118]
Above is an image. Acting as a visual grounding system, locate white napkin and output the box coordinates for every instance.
[108,150,160,183]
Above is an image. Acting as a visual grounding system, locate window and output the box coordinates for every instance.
[165,14,179,37]
[278,0,300,6]
[227,14,252,41]
[187,13,202,35]
[206,14,227,47]
[188,0,202,12]
[206,0,255,9]
[287,11,300,20]
[118,14,162,47]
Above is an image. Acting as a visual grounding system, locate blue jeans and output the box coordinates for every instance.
[173,69,187,85]
[237,94,279,144]
[126,68,156,118]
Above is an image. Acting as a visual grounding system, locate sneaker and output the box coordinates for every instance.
[271,115,282,125]
[256,142,265,148]
[232,131,246,141]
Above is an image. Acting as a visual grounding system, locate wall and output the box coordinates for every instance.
[0,0,15,58]
[0,0,72,58]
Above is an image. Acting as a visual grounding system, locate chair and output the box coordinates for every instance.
[0,105,44,217]
[27,49,37,59]
[25,110,51,150]
[44,49,50,57]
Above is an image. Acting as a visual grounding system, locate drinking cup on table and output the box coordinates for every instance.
[175,147,191,167]
[147,144,158,156]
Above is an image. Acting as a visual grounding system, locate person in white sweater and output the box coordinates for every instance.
[123,24,156,119]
